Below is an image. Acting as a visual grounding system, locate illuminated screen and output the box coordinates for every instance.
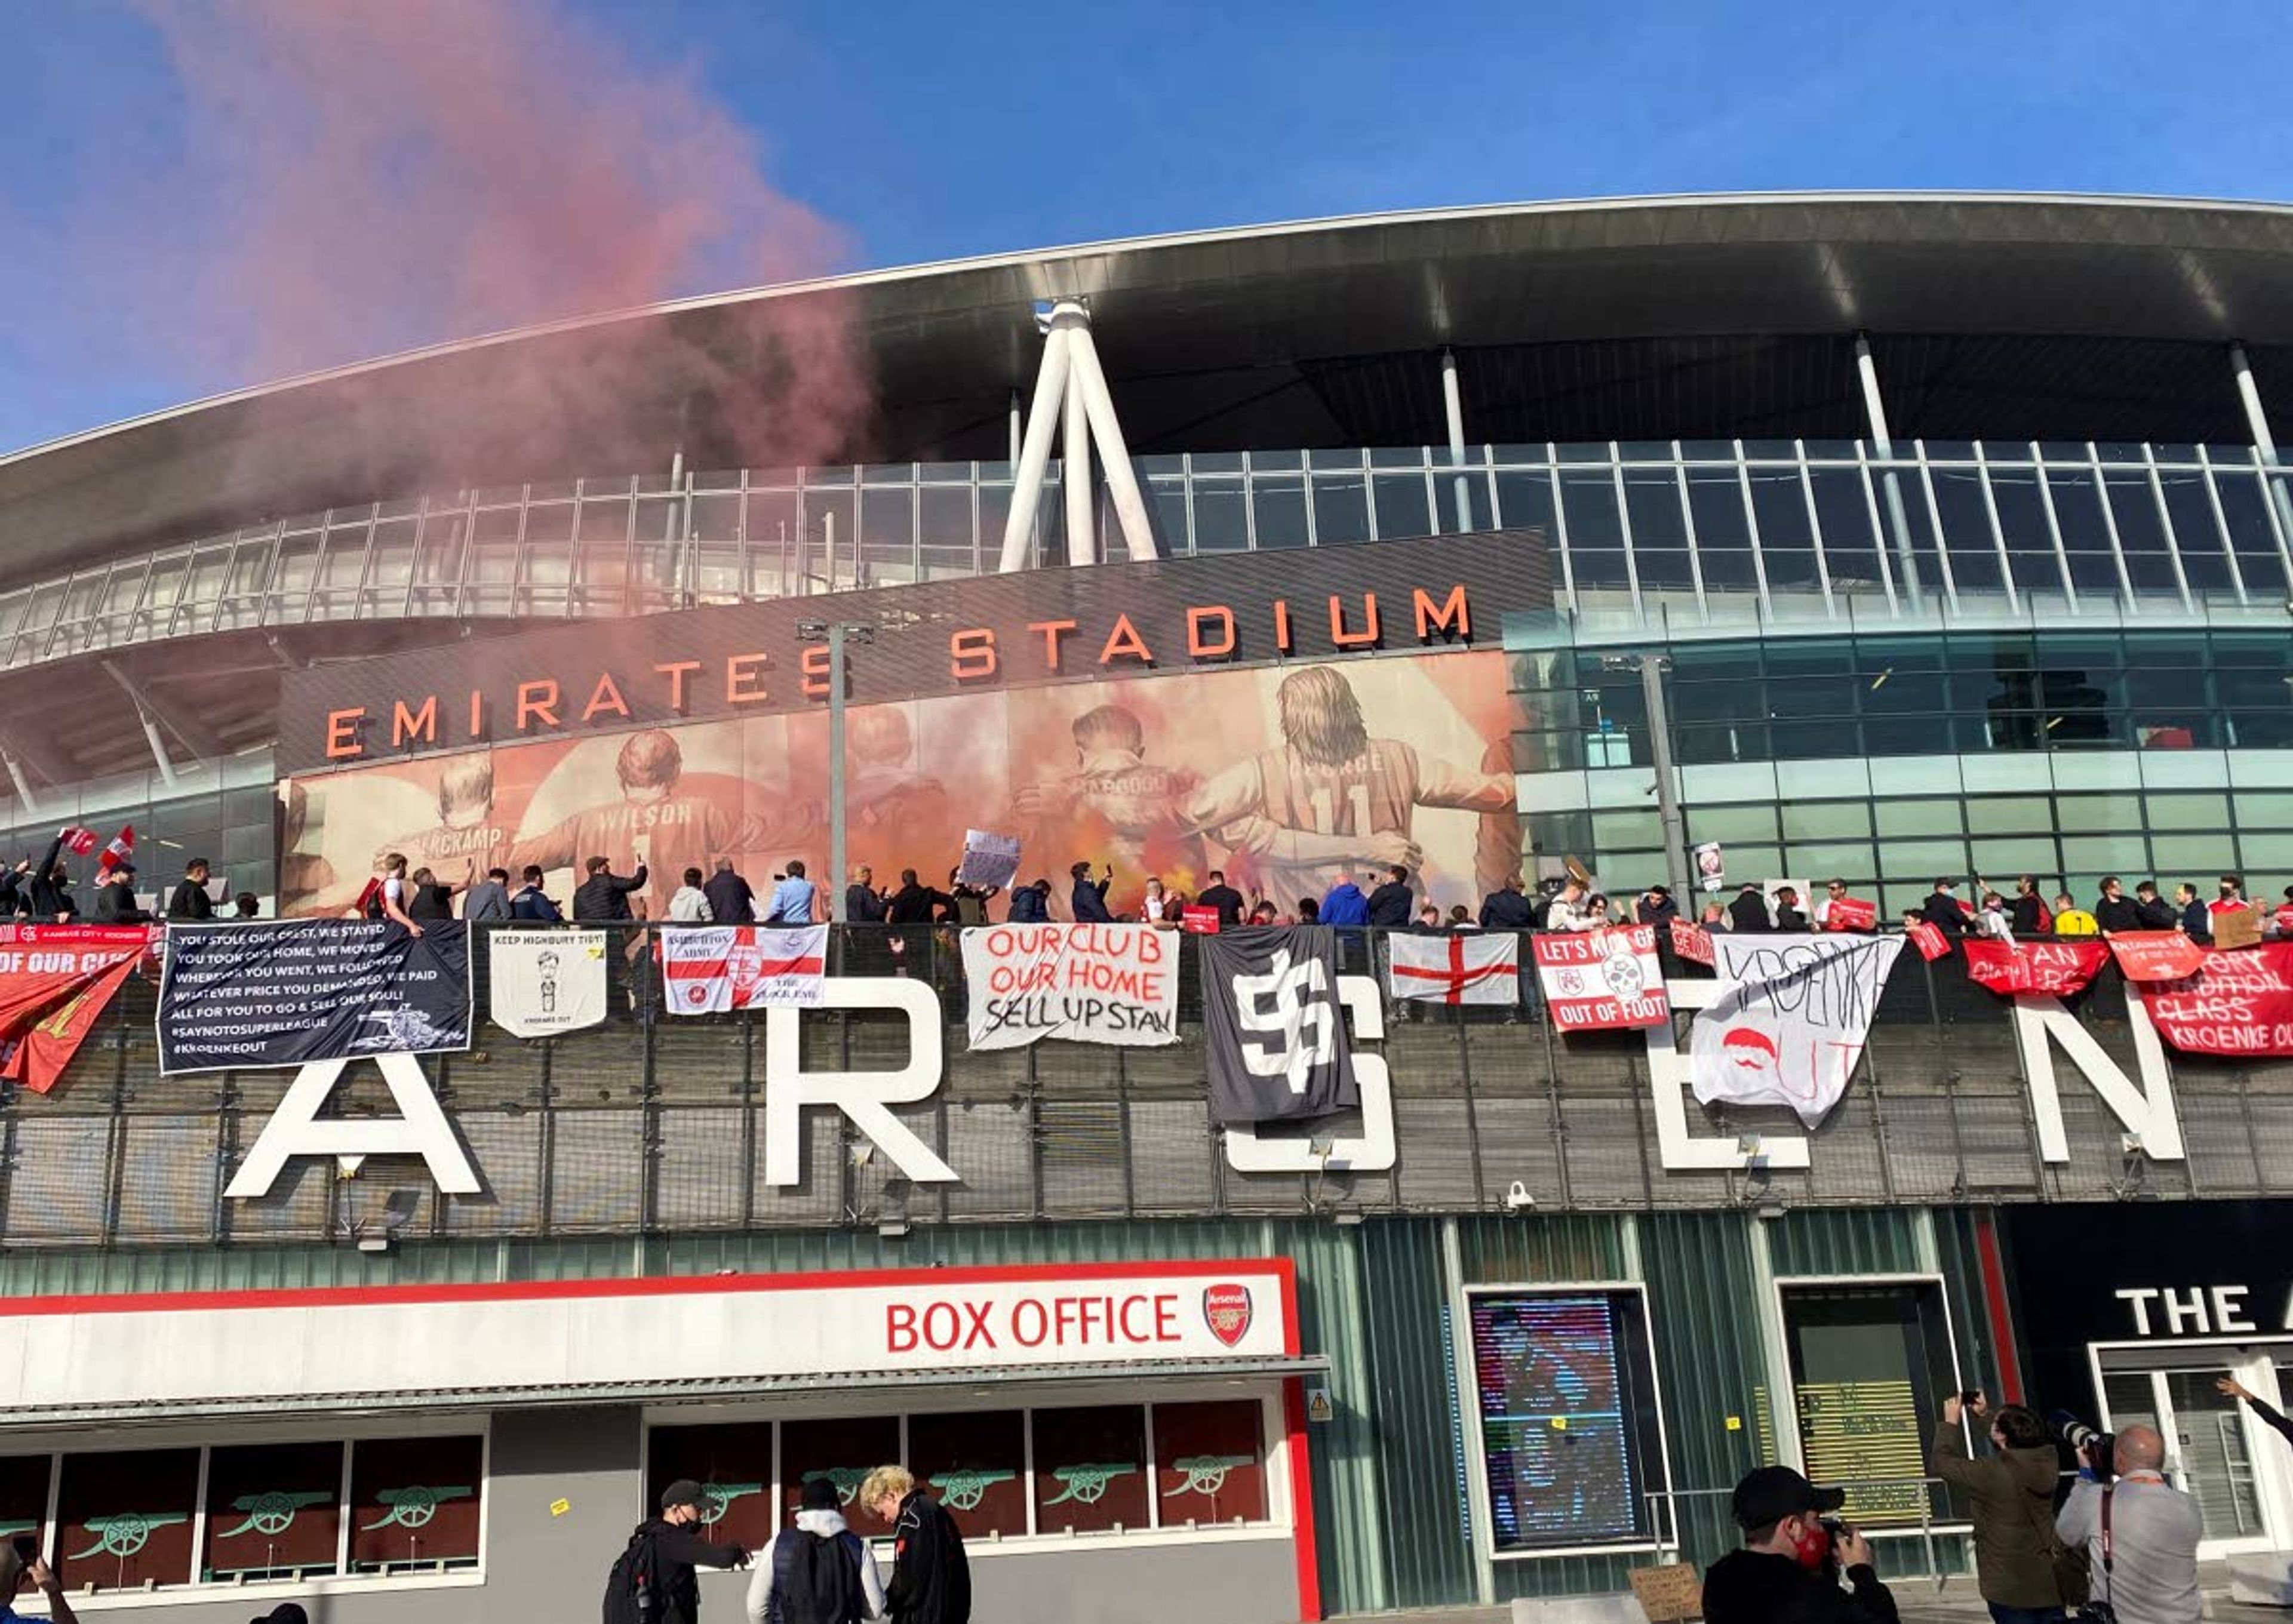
[1467,1291,1663,1551]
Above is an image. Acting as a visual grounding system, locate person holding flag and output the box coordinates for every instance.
[17,828,81,921]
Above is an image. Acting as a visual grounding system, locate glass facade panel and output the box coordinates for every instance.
[1372,473,1433,543]
[2046,469,2122,594]
[1153,1400,1267,1527]
[1986,467,2062,595]
[1928,468,2003,593]
[1809,467,1883,592]
[1311,470,1370,545]
[1493,469,1554,537]
[2157,467,2234,595]
[1034,1405,1150,1535]
[1622,468,1693,588]
[1192,481,1247,552]
[1252,479,1310,550]
[911,1411,1028,1539]
[1685,468,1757,589]
[1745,466,1818,592]
[203,1440,343,1581]
[2214,472,2288,596]
[1559,470,1627,589]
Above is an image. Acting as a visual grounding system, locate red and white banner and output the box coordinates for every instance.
[1181,906,1221,934]
[1691,933,1905,1125]
[0,924,159,1094]
[1668,916,1715,967]
[1963,939,2110,997]
[2137,943,2293,1056]
[97,824,134,876]
[660,924,826,1012]
[1387,932,1519,1005]
[2108,931,2207,984]
[1823,896,1878,933]
[59,826,98,857]
[959,923,1178,1049]
[1905,919,1951,962]
[1533,926,1668,1031]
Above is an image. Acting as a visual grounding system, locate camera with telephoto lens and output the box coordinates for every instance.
[2051,1410,2116,1480]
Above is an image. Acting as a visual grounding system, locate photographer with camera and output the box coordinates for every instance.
[1703,1465,1898,1623]
[2054,1423,2201,1623]
[1930,1391,2074,1623]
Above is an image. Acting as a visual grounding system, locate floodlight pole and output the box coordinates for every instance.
[1603,652,1689,905]
[800,619,875,921]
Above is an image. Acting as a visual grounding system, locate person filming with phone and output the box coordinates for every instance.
[1929,1389,2073,1623]
[2055,1423,2201,1624]
[1,1538,79,1624]
[1702,1465,1898,1623]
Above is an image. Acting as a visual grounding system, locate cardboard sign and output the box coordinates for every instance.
[2214,905,2264,951]
[1630,1564,1704,1623]
[957,829,1023,891]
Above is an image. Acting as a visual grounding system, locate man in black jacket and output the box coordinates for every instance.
[1365,865,1415,928]
[1195,871,1245,929]
[167,857,216,921]
[17,832,75,922]
[1919,877,1969,937]
[885,869,949,926]
[2008,874,2048,936]
[1727,883,1772,934]
[1069,861,1112,923]
[1636,885,1680,927]
[92,863,150,924]
[615,1478,747,1624]
[1006,879,1052,923]
[2134,879,2177,930]
[703,858,755,927]
[1479,873,1535,930]
[1703,1466,1897,1624]
[573,856,648,922]
[2094,875,2143,934]
[863,1466,969,1624]
[844,864,888,924]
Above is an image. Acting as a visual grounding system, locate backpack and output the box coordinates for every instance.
[773,1528,866,1624]
[603,1526,666,1624]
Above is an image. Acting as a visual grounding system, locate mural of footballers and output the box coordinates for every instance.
[1010,702,1212,895]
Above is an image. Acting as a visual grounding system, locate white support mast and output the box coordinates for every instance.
[996,298,1157,571]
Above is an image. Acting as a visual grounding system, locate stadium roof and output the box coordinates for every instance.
[10,192,2293,586]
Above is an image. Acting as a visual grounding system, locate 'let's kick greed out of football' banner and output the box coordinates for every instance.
[157,920,472,1075]
[0,924,156,1093]
[961,923,1178,1049]
[1534,925,1668,1030]
[659,924,827,1012]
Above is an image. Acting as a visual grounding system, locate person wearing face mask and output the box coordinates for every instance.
[1702,1466,1898,1624]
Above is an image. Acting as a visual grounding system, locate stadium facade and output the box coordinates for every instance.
[4,193,2293,1622]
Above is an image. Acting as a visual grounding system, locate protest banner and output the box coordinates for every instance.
[2137,943,2293,1056]
[1905,919,1951,961]
[1668,916,1714,967]
[1181,905,1221,934]
[1693,842,1725,894]
[1823,896,1878,932]
[0,924,158,1093]
[488,929,608,1037]
[660,925,828,1012]
[1962,939,2111,998]
[1691,934,1905,1125]
[957,830,1023,891]
[2107,931,2206,984]
[961,923,1179,1050]
[1533,926,1668,1031]
[158,921,471,1075]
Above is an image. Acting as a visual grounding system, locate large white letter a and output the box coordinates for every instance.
[227,1053,481,1198]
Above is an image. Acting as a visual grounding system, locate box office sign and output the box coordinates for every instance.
[224,971,2190,1202]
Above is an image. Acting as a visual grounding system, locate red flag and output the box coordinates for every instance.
[0,924,156,1093]
[1963,938,2111,996]
[59,826,98,857]
[1668,915,1715,966]
[97,825,135,876]
[1824,896,1878,932]
[2108,931,2207,983]
[1905,920,1951,961]
[1180,905,1221,934]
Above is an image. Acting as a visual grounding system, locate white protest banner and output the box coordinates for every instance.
[960,923,1179,1049]
[488,929,607,1038]
[660,925,828,1013]
[1533,926,1668,1030]
[957,830,1023,891]
[1690,933,1905,1125]
[1388,933,1518,1005]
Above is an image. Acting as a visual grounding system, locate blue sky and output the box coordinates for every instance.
[2,0,2288,456]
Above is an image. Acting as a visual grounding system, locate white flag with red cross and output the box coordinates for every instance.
[659,924,827,1012]
[97,825,135,875]
[1386,932,1519,1006]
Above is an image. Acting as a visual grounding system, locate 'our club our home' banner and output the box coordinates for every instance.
[1533,926,1668,1030]
[0,924,157,1093]
[960,923,1179,1049]
[157,920,472,1075]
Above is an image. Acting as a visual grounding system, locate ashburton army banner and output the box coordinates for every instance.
[158,921,472,1075]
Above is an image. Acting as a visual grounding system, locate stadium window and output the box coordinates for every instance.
[1808,467,1885,595]
[1251,477,1310,550]
[1745,466,1819,593]
[2212,471,2289,597]
[1370,473,1434,543]
[2103,471,2181,595]
[56,1447,202,1589]
[1191,479,1248,552]
[348,1434,483,1574]
[1148,478,1192,553]
[1152,1400,1270,1528]
[859,485,917,583]
[1984,468,2063,596]
[1464,1289,1668,1554]
[780,1415,900,1538]
[1925,469,2003,595]
[647,1422,776,1554]
[1684,467,1757,590]
[1777,1282,1963,1530]
[1622,468,1694,588]
[909,1410,1029,1539]
[202,1440,345,1583]
[1309,470,1370,545]
[2045,469,2123,595]
[1492,469,1556,540]
[1559,470,1628,589]
[1032,1405,1151,1536]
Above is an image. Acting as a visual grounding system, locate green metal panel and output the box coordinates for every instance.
[1455,1213,1628,1284]
[1765,1207,1922,1277]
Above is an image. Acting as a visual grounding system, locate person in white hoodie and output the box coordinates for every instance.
[668,866,715,924]
[746,1476,886,1624]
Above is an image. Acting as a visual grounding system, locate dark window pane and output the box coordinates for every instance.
[1311,473,1370,545]
[1034,1406,1150,1534]
[1810,467,1884,592]
[577,500,631,544]
[2039,470,2117,595]
[1493,469,1554,537]
[1928,469,2003,593]
[1560,470,1628,588]
[1622,469,1692,587]
[1781,1284,1960,1528]
[1372,473,1433,542]
[0,1454,50,1565]
[918,488,973,562]
[1987,469,2062,594]
[911,1411,1028,1539]
[1154,1400,1267,1525]
[1252,479,1310,550]
[1148,481,1191,553]
[204,1440,343,1581]
[2215,473,2288,596]
[782,1417,900,1538]
[1746,466,1819,590]
[648,1423,776,1555]
[57,1447,199,1589]
[2156,469,2233,595]
[1432,465,1493,533]
[2104,472,2179,594]
[1685,468,1757,588]
[349,1435,482,1573]
[801,490,855,582]
[1192,481,1248,553]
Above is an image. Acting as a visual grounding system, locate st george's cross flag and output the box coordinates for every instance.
[1387,932,1519,1005]
[659,924,828,1012]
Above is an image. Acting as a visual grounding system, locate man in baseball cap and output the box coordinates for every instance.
[603,1479,748,1624]
[1702,1465,1897,1623]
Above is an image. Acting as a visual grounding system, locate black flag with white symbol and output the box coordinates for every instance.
[1198,925,1358,1125]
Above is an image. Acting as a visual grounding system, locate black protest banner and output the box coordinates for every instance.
[158,920,472,1075]
[1197,925,1357,1125]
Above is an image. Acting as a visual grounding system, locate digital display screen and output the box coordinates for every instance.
[1468,1292,1655,1549]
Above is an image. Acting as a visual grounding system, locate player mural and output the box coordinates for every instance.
[283,650,1522,920]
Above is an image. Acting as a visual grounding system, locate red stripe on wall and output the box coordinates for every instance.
[1974,1210,2024,1405]
[1284,1376,1322,1622]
